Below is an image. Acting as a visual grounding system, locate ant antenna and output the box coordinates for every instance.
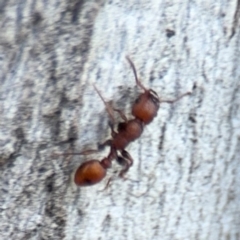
[126,55,147,92]
[93,84,115,124]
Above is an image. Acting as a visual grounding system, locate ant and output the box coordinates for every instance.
[72,56,190,187]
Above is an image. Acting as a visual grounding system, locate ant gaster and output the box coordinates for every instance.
[73,56,190,187]
[74,149,115,186]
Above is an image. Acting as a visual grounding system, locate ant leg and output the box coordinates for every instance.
[98,148,118,192]
[52,149,100,158]
[116,156,126,166]
[119,150,134,178]
[97,121,118,151]
[159,91,191,104]
[108,121,118,139]
[99,149,133,191]
[98,177,115,192]
[113,108,128,122]
[121,150,134,166]
[113,108,130,133]
[107,147,117,161]
[98,139,112,151]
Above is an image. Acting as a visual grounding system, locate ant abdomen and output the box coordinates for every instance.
[74,160,107,186]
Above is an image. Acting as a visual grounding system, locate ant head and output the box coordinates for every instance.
[132,89,159,124]
[126,56,160,124]
[74,160,106,186]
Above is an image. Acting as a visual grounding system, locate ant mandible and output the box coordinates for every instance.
[73,56,190,187]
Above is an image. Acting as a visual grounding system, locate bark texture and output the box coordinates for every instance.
[0,0,240,240]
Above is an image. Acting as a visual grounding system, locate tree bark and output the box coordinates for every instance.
[0,0,240,239]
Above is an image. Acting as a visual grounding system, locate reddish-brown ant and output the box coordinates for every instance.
[70,56,190,187]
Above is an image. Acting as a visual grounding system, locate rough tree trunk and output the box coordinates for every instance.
[0,0,240,240]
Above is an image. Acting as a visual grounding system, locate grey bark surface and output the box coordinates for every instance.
[0,0,240,240]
